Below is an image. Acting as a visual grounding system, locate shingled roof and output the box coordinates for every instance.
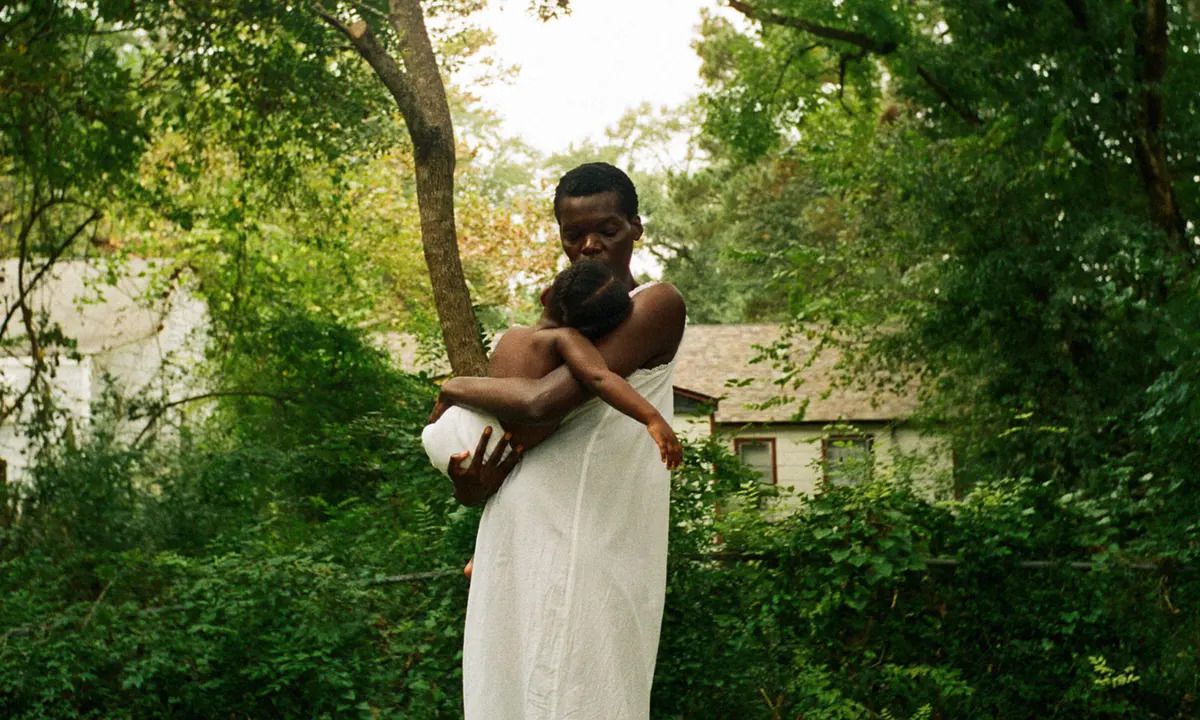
[672,324,920,424]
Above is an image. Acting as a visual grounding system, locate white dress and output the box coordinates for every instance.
[461,289,676,720]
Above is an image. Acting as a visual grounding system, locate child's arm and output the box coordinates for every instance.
[553,328,683,469]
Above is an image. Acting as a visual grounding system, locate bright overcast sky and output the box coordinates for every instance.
[469,0,734,158]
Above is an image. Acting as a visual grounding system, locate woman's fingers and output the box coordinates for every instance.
[470,426,494,473]
[500,444,524,475]
[488,431,512,469]
[670,441,683,469]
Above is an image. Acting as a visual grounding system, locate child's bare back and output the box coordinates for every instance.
[483,326,578,451]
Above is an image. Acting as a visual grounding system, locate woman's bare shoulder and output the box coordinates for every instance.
[630,282,686,327]
[633,280,683,302]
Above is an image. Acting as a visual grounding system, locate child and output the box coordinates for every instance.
[423,258,682,476]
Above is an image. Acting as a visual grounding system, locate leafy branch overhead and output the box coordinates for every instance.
[721,0,1185,242]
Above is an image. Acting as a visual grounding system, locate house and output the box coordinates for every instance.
[0,258,207,482]
[671,324,952,498]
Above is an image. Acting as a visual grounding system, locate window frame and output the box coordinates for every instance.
[734,436,778,485]
[821,434,874,486]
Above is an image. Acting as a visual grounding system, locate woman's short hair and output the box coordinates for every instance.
[549,259,633,340]
[553,162,639,222]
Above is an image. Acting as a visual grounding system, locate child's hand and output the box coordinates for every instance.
[647,418,683,470]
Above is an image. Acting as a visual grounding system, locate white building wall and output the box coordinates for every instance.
[0,260,210,484]
[0,357,94,481]
[673,413,713,443]
[714,422,953,499]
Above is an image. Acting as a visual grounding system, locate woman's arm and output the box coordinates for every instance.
[440,283,687,425]
[439,374,560,425]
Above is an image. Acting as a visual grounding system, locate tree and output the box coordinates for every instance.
[308,0,575,376]
[4,0,576,388]
[314,1,487,375]
[0,2,142,426]
[678,0,1199,533]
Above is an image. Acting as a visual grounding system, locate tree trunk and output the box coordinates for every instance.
[388,0,488,377]
[1131,0,1187,249]
[412,138,487,377]
[318,1,488,377]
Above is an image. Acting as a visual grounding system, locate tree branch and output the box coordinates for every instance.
[0,199,100,426]
[729,1,981,127]
[836,47,869,114]
[728,0,897,55]
[0,207,101,342]
[312,4,428,139]
[0,374,40,427]
[385,0,456,157]
[132,390,292,446]
[769,43,820,103]
[312,0,487,377]
[915,65,981,126]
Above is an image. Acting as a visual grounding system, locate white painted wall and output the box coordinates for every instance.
[0,260,209,484]
[0,357,94,481]
[713,422,954,499]
[673,413,713,443]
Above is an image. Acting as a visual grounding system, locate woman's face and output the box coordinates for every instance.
[557,191,643,276]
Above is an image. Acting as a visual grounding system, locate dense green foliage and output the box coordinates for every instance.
[644,1,1200,715]
[663,0,1200,521]
[656,459,1197,719]
[0,321,478,718]
[659,2,1200,557]
[5,418,1195,718]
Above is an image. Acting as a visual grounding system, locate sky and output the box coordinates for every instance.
[461,0,743,279]
[469,0,734,160]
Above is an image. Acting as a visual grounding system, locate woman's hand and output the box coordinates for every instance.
[448,426,524,506]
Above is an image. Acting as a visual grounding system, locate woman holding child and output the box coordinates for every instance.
[425,163,686,720]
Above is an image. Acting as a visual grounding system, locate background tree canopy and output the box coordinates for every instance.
[659,0,1200,551]
[2,1,1199,718]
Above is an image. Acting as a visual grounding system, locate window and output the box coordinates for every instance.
[822,435,873,486]
[735,438,776,485]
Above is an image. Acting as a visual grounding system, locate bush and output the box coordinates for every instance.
[0,316,476,719]
[653,464,1199,719]
[2,331,1195,717]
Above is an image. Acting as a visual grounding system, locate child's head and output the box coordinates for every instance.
[545,259,632,340]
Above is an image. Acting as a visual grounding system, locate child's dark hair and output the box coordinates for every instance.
[549,259,632,340]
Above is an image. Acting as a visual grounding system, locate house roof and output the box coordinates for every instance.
[672,324,920,424]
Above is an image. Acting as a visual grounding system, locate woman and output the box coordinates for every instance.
[430,162,686,720]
